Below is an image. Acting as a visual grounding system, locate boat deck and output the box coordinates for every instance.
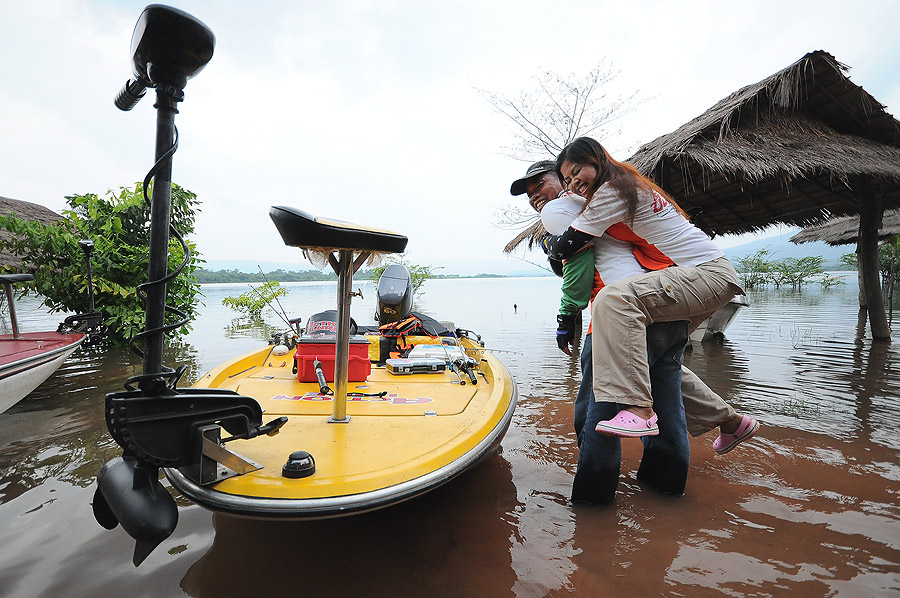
[171,339,517,516]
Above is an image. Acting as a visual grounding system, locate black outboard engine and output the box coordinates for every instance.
[375,264,413,324]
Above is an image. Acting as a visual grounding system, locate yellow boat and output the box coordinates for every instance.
[162,206,517,518]
[165,328,516,518]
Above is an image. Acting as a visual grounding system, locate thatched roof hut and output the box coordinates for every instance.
[631,50,898,340]
[0,196,64,270]
[628,51,900,237]
[790,209,900,246]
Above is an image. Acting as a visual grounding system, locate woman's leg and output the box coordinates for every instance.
[681,366,736,436]
[591,258,740,422]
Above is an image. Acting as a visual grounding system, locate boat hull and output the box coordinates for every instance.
[0,332,85,413]
[165,336,518,519]
[690,295,750,343]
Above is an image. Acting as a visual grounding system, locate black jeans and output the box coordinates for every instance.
[572,321,690,504]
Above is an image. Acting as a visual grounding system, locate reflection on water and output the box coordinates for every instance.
[1,276,900,597]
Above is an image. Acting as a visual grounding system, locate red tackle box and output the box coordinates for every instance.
[294,337,371,382]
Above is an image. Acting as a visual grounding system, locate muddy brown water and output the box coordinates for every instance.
[1,276,898,597]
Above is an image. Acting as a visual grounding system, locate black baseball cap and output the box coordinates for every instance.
[509,160,556,196]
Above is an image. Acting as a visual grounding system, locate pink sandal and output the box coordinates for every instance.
[596,409,659,438]
[713,415,760,454]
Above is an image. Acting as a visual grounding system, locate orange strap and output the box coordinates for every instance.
[606,223,673,270]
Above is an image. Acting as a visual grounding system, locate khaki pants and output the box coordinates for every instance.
[591,256,743,431]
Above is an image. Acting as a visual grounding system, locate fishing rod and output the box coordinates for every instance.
[510,254,555,274]
[257,265,293,325]
[245,282,295,331]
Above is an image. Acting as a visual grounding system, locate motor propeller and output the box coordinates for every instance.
[93,456,178,567]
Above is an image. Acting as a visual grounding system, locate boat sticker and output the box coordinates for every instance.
[306,320,337,334]
[272,393,433,404]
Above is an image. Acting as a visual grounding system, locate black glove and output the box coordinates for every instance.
[556,314,576,354]
[549,257,564,278]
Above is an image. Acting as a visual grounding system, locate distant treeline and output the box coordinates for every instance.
[194,268,506,283]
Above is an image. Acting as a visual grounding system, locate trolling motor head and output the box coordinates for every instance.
[115,4,215,110]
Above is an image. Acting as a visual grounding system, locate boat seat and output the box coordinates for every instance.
[269,206,408,254]
[0,273,35,285]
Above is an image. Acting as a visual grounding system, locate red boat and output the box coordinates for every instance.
[0,274,85,413]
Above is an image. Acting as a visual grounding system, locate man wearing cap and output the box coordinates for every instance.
[510,162,757,501]
[510,161,600,444]
[512,161,693,500]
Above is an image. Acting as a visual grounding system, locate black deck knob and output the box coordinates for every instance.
[282,450,316,478]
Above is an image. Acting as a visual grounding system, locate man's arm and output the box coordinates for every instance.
[560,247,594,316]
[556,246,594,355]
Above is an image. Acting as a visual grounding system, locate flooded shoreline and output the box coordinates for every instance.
[1,276,899,596]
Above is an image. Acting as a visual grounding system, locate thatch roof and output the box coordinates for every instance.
[503,219,545,253]
[628,50,900,236]
[790,208,900,246]
[0,196,64,269]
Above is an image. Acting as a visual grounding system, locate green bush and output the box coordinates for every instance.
[222,280,288,318]
[0,182,203,343]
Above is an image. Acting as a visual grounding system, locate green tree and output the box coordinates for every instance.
[733,248,774,290]
[819,274,846,289]
[0,182,203,343]
[839,252,858,269]
[222,280,288,318]
[879,236,899,286]
[782,256,826,290]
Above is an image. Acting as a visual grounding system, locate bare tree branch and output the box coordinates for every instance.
[476,59,647,248]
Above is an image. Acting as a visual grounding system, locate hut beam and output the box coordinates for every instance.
[857,181,891,341]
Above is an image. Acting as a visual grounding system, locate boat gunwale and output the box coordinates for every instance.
[0,334,85,375]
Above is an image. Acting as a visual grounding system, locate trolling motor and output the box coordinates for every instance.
[92,5,285,567]
[58,239,106,342]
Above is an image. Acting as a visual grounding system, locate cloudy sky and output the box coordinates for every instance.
[2,0,898,274]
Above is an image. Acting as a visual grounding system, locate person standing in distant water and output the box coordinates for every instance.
[514,303,518,314]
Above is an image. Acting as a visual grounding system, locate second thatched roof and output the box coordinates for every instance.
[790,208,900,246]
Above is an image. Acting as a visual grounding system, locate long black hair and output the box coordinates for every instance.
[556,137,685,225]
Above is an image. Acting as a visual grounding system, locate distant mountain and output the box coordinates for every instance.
[721,231,852,268]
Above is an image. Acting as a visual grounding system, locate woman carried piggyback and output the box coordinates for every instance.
[544,137,751,441]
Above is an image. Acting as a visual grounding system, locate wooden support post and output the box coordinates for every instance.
[857,182,891,341]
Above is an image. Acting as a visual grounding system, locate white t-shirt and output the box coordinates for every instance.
[569,185,723,267]
[542,193,646,285]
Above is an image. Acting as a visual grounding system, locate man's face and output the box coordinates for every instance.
[525,172,563,213]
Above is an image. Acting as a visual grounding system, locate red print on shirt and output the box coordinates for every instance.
[651,190,669,214]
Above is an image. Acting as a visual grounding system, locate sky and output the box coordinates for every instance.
[1,0,898,275]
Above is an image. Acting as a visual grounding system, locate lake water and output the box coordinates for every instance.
[1,274,899,597]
